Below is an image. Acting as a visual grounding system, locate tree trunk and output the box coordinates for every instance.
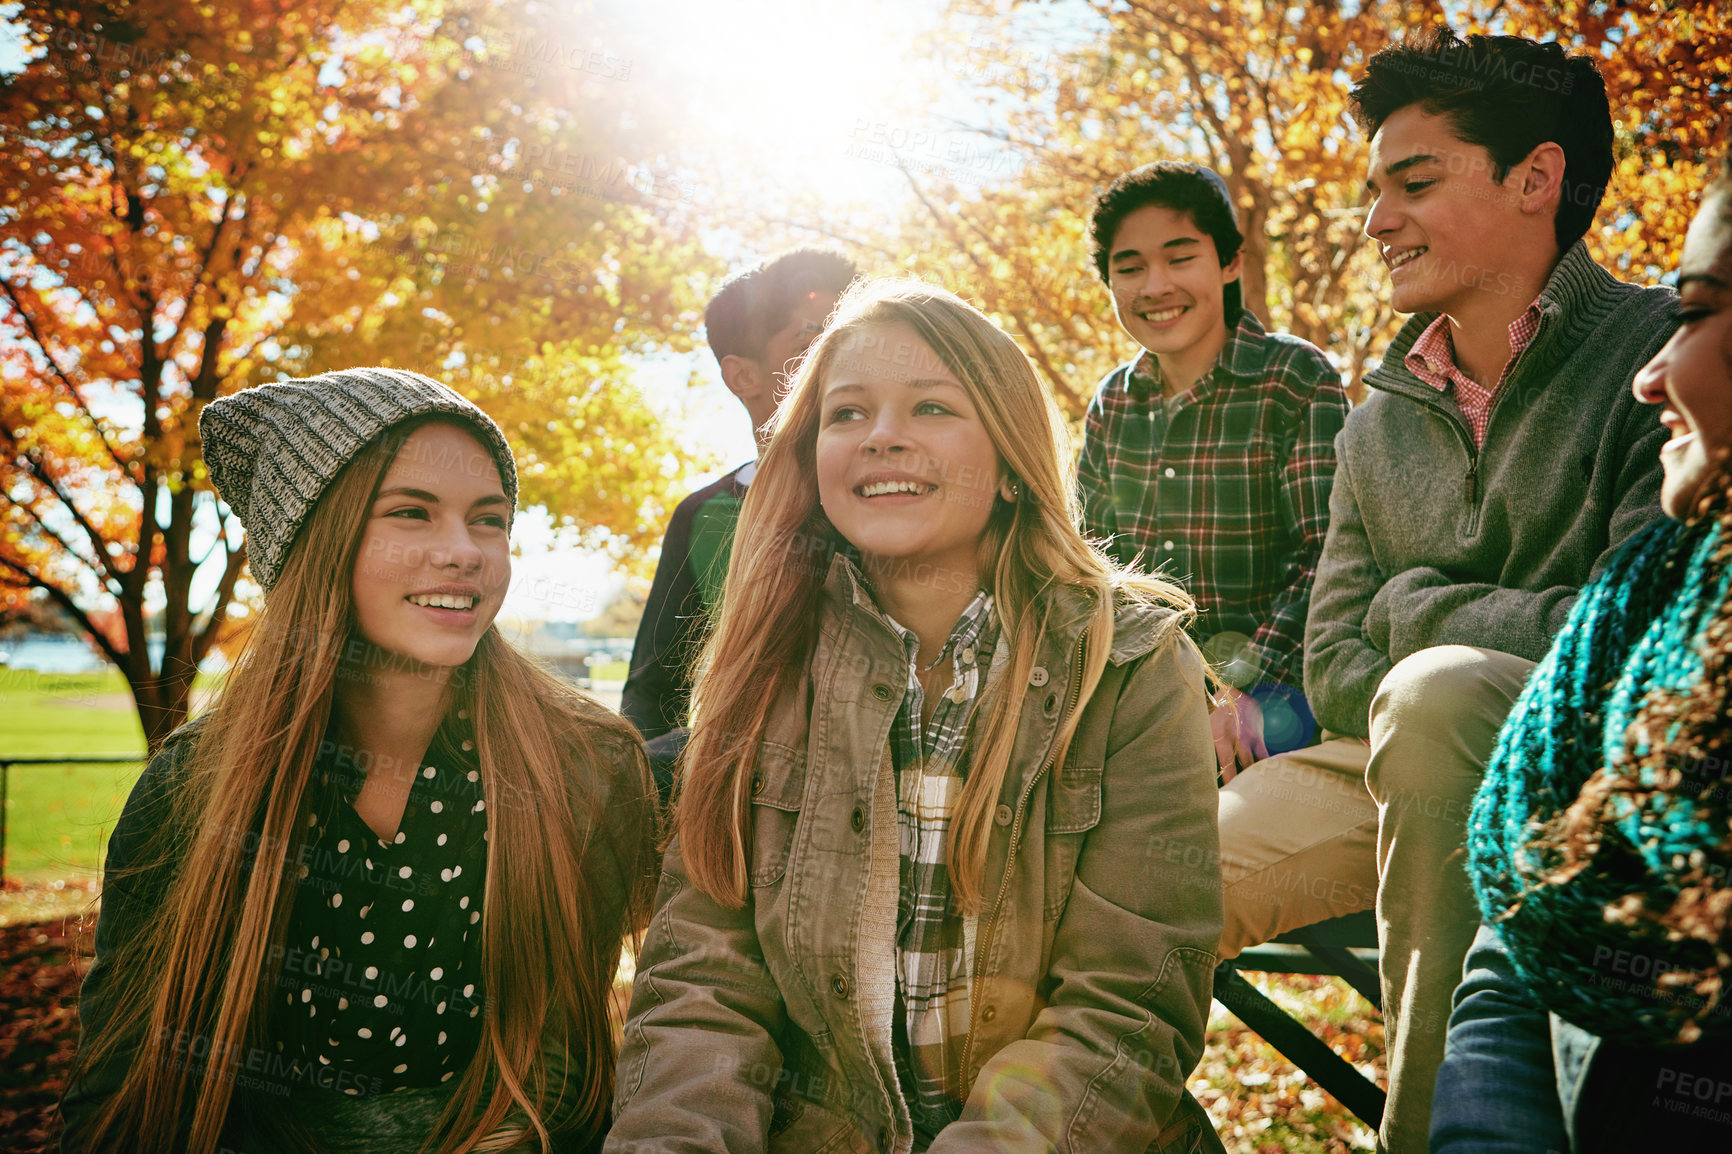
[133,661,197,750]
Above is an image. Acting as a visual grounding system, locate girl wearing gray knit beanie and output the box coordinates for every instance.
[61,368,658,1154]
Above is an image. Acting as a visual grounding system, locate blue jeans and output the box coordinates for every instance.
[1433,922,1732,1153]
[1248,681,1315,755]
[1430,923,1571,1154]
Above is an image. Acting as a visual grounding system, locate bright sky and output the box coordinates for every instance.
[3,0,1103,630]
[507,0,1057,624]
[0,5,20,73]
[625,0,949,206]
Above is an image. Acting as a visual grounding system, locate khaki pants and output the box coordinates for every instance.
[1216,645,1535,1154]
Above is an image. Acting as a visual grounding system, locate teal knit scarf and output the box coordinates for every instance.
[1468,507,1732,1046]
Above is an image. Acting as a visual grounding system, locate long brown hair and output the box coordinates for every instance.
[678,278,1197,911]
[72,417,658,1151]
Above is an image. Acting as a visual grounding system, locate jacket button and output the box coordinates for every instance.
[994,804,1013,826]
[831,974,850,998]
[981,1005,996,1022]
[1028,666,1049,687]
[872,683,893,701]
[750,775,764,795]
[851,805,865,833]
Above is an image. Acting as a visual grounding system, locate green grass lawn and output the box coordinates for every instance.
[1,669,150,886]
[0,660,615,886]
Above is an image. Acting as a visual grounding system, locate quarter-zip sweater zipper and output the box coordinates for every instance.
[1372,312,1551,537]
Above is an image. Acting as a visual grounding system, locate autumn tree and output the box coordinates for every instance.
[1501,0,1731,277]
[0,0,718,748]
[870,0,1436,413]
[881,0,1722,412]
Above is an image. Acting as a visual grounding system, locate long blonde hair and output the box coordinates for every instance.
[72,417,659,1152]
[678,279,1195,911]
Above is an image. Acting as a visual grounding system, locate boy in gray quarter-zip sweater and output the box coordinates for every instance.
[1306,239,1673,737]
[1212,27,1676,1154]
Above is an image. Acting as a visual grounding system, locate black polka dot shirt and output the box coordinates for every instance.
[268,720,489,1099]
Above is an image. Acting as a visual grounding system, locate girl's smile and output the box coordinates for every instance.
[1632,189,1732,519]
[853,472,939,500]
[816,322,1009,582]
[352,424,512,669]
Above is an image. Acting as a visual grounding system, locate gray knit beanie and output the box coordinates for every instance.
[199,368,519,592]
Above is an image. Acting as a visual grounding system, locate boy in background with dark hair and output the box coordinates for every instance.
[1079,161,1349,776]
[1215,30,1675,1151]
[623,248,856,786]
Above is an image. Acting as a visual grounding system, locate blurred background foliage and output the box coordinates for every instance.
[1,0,1724,744]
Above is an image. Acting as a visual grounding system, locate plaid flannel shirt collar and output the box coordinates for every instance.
[1404,302,1543,394]
[1124,308,1274,403]
[885,592,994,739]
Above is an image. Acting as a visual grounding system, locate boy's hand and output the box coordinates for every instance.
[1212,686,1268,784]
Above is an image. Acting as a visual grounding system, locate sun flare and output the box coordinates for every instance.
[608,0,953,216]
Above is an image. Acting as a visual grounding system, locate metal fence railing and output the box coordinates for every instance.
[0,756,143,887]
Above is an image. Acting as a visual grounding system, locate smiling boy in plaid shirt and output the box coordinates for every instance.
[1078,161,1348,777]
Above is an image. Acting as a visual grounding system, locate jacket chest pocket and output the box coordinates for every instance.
[750,741,807,888]
[1048,764,1103,832]
[1043,764,1103,920]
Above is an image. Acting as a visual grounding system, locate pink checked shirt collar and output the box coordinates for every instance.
[1405,303,1542,449]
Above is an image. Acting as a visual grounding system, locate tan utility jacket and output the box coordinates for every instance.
[608,557,1224,1154]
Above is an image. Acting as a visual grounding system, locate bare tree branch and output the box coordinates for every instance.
[747,217,902,259]
[0,554,126,670]
[190,543,247,659]
[0,429,125,588]
[167,182,249,370]
[0,278,133,477]
[898,165,1084,411]
[0,490,111,586]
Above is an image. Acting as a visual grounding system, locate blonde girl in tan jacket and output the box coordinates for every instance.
[607,281,1225,1154]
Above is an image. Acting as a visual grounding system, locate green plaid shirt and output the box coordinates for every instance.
[1078,310,1348,688]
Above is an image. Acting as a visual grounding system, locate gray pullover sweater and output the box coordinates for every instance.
[1304,241,1677,738]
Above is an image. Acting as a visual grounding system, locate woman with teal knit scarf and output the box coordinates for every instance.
[1432,155,1732,1152]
